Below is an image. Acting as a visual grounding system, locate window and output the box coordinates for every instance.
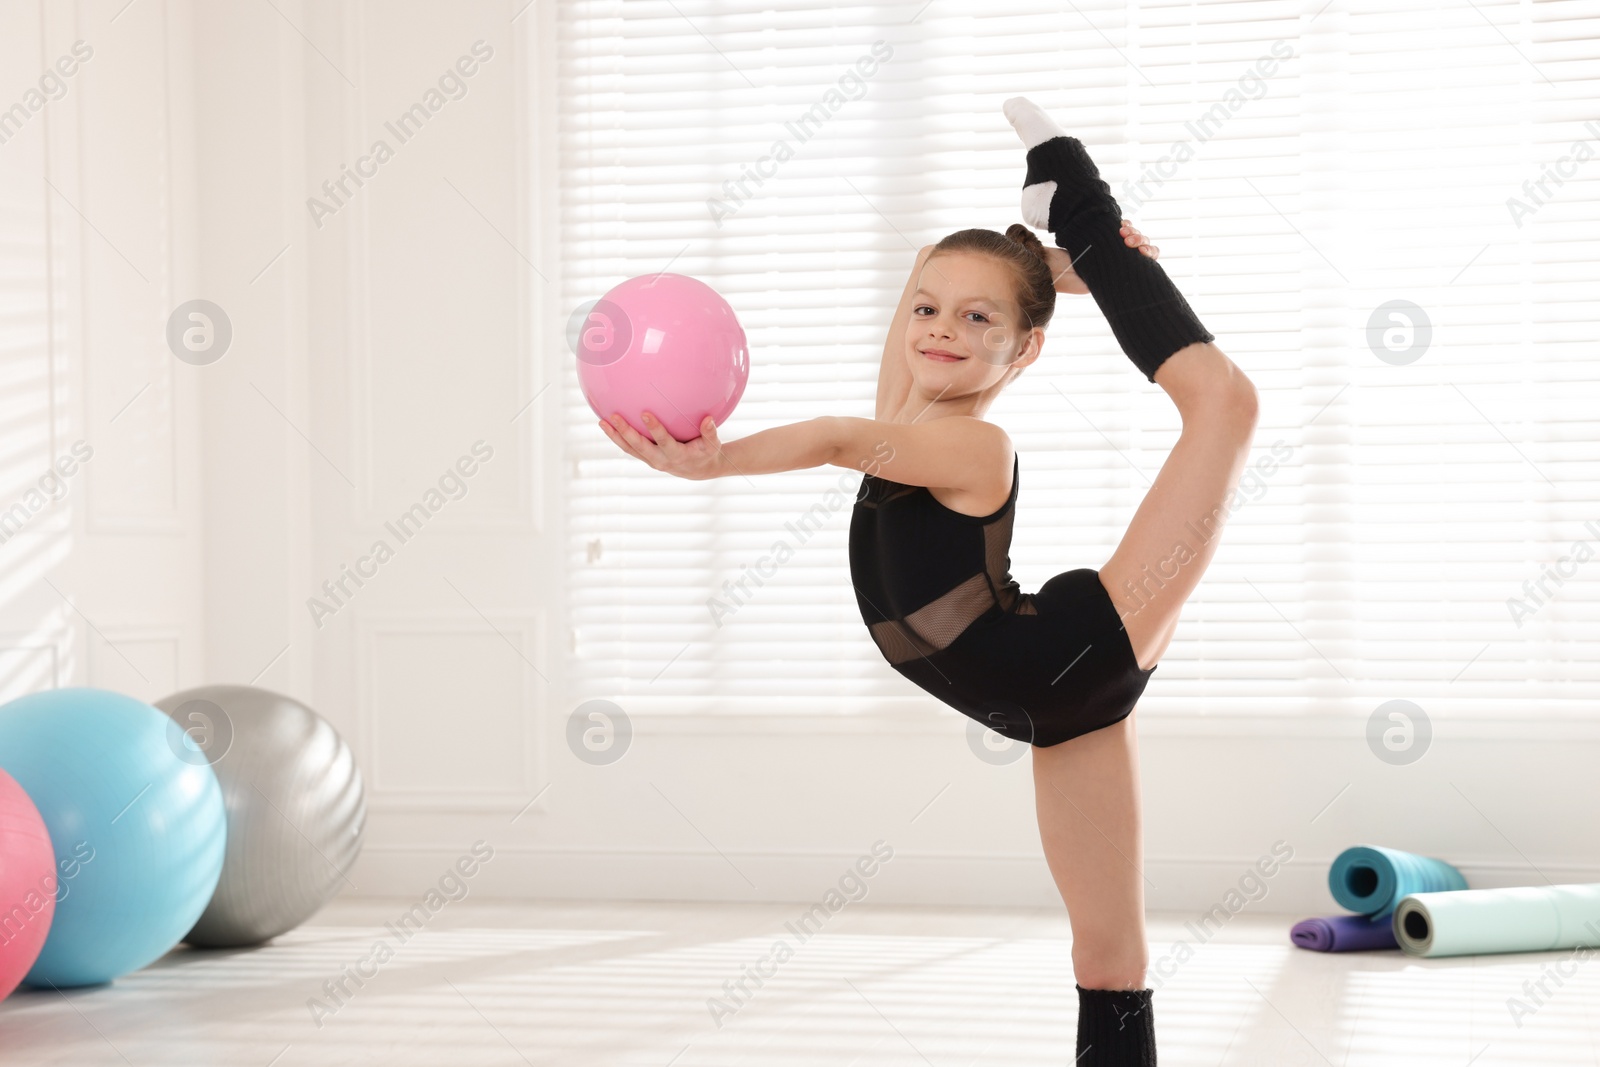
[558,1,1600,723]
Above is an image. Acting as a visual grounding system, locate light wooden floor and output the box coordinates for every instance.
[1,897,1596,1065]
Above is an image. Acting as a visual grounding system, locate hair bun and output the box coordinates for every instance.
[1005,223,1048,261]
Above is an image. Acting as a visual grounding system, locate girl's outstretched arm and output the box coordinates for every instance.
[598,408,1010,495]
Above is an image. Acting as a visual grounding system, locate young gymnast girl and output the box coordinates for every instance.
[599,97,1260,1065]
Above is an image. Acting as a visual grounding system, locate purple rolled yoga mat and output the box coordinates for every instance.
[1290,914,1398,952]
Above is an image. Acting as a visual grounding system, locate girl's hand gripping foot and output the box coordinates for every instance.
[1044,221,1159,295]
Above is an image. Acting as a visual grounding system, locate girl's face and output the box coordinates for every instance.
[905,251,1042,398]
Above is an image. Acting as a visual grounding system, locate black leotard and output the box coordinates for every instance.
[849,452,1155,747]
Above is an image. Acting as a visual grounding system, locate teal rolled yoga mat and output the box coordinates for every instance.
[1394,883,1600,958]
[1328,845,1466,918]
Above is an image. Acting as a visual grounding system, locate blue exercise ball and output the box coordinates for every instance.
[0,687,226,987]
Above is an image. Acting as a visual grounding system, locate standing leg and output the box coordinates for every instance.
[1033,713,1160,1064]
[1033,712,1146,988]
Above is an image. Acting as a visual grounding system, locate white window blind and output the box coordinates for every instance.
[557,1,1600,722]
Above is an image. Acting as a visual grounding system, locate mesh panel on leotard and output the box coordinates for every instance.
[987,517,1036,617]
[853,455,1035,668]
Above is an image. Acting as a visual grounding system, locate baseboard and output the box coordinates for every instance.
[637,711,1600,741]
[346,844,1600,916]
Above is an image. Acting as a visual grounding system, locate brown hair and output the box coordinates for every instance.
[929,224,1057,335]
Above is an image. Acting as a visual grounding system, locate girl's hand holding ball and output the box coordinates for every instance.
[599,410,727,481]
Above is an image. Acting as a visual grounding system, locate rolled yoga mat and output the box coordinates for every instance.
[1394,883,1600,958]
[1328,845,1467,918]
[1290,914,1398,952]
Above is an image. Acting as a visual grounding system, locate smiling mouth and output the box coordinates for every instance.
[920,349,965,362]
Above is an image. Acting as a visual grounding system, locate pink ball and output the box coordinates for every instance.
[0,767,55,1001]
[576,273,749,443]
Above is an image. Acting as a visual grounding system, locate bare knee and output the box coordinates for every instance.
[1189,373,1258,442]
[1226,373,1260,437]
[1158,345,1259,435]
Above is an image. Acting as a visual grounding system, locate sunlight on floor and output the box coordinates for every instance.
[1,900,1596,1065]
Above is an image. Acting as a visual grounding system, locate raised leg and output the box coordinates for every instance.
[1031,711,1148,990]
[1099,340,1259,670]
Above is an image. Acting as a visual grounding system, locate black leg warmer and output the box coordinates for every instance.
[1075,983,1158,1065]
[1006,97,1214,383]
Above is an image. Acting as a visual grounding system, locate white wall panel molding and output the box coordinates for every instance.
[354,607,547,813]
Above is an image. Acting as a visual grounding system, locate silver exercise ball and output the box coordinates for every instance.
[154,684,366,948]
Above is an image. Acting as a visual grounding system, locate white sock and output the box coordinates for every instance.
[1002,96,1065,151]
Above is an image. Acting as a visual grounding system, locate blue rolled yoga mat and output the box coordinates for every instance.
[1328,845,1467,918]
[1394,883,1600,958]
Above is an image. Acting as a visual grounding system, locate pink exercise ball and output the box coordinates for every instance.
[0,767,55,1001]
[575,273,749,443]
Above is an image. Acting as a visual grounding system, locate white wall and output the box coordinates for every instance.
[6,0,1595,919]
[183,0,560,899]
[0,0,206,704]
